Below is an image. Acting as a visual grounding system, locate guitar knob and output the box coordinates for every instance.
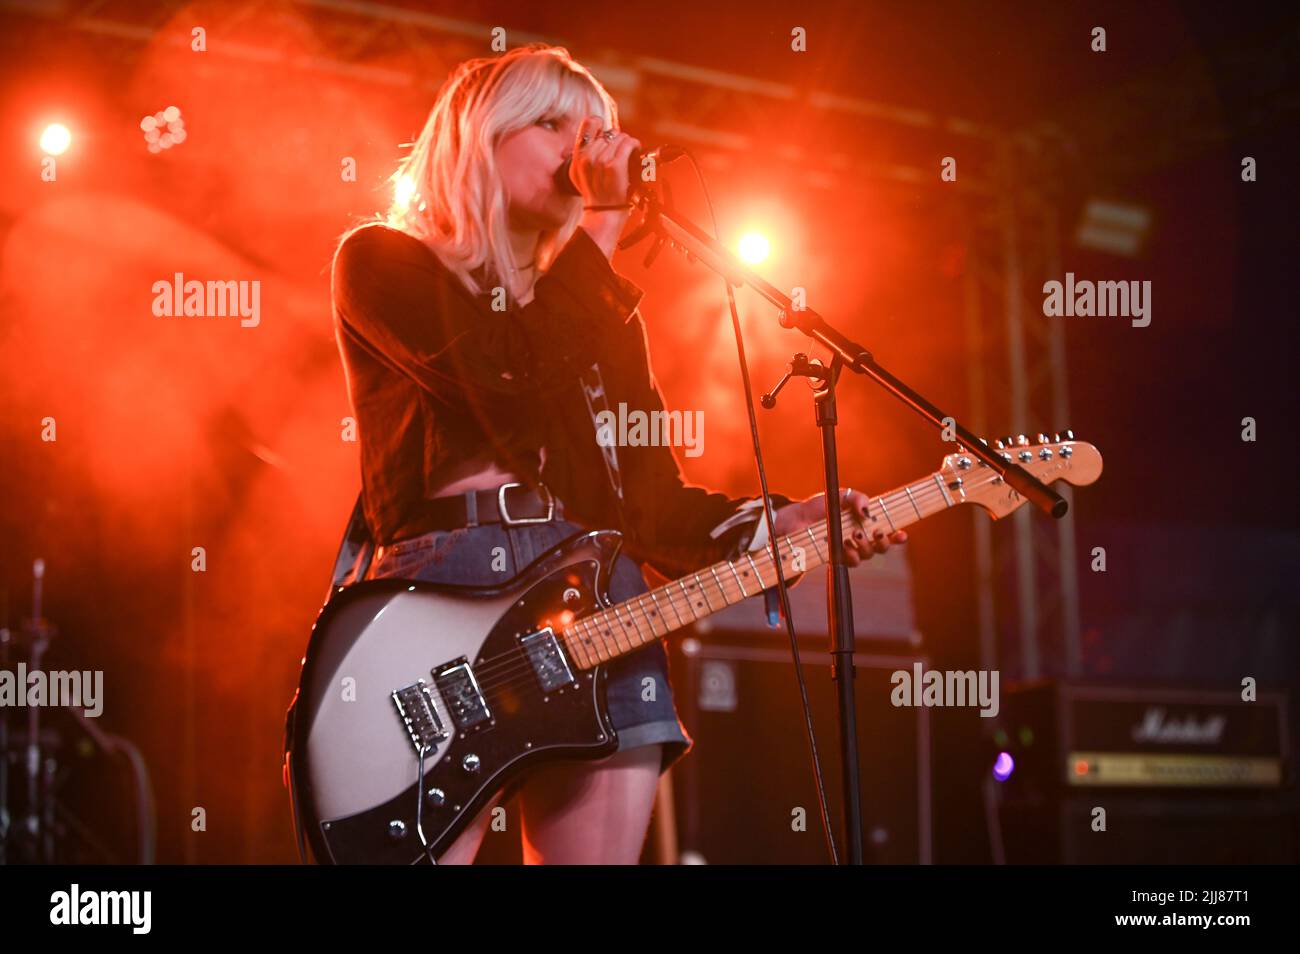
[462,753,481,774]
[426,787,447,808]
[388,820,407,840]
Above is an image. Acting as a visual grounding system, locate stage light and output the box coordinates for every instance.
[737,231,769,265]
[1075,197,1151,257]
[141,107,187,154]
[40,123,71,156]
[992,751,1015,782]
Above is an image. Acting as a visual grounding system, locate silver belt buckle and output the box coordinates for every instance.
[497,482,554,526]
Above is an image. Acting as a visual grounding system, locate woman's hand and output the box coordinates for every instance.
[573,116,639,259]
[773,491,907,567]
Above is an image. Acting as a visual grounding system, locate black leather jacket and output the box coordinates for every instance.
[331,221,789,579]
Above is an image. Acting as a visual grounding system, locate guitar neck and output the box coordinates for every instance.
[560,468,960,669]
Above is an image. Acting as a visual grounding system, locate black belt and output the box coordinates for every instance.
[411,481,558,533]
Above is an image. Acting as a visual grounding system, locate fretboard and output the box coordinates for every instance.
[560,468,961,669]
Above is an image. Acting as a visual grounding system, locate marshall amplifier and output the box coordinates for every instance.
[994,682,1295,864]
[998,682,1288,790]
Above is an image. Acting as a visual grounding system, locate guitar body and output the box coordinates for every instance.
[289,529,627,864]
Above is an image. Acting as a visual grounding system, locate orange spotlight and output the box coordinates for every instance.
[737,231,770,265]
[40,123,71,156]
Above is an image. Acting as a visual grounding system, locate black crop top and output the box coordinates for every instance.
[330,221,789,578]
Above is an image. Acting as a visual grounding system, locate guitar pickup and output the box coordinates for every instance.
[392,681,447,756]
[519,627,575,694]
[433,659,492,732]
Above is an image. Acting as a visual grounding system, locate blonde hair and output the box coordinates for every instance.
[364,43,618,304]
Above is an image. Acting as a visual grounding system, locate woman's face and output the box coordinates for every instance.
[496,110,584,232]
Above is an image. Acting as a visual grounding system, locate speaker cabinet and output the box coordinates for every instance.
[668,636,931,864]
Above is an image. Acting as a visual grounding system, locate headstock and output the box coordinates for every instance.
[941,430,1103,519]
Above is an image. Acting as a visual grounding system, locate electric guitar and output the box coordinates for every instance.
[286,435,1102,863]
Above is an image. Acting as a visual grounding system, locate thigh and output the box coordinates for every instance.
[518,744,663,865]
[436,789,505,865]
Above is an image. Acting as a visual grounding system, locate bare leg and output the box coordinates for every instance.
[518,745,663,865]
[435,789,504,865]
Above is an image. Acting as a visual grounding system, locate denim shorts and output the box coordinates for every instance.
[364,512,693,776]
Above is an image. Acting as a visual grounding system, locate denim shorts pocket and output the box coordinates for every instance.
[371,525,523,586]
[369,532,449,580]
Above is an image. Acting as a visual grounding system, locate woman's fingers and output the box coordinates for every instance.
[800,489,908,563]
[845,525,907,562]
[573,116,638,204]
[574,115,602,152]
[839,489,870,522]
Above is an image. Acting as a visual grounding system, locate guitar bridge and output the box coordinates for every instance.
[391,681,447,756]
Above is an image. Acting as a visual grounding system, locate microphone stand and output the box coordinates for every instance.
[620,186,1066,864]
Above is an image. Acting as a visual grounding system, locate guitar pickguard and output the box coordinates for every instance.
[293,530,627,864]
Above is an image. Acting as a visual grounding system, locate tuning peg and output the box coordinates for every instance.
[1036,433,1050,444]
[1001,435,1014,447]
[1062,429,1074,441]
[994,439,1005,450]
[1016,434,1029,446]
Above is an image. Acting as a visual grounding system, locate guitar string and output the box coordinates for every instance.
[461,449,1057,699]
[455,474,997,705]
[462,472,983,696]
[464,506,873,692]
[455,472,985,698]
[460,473,977,698]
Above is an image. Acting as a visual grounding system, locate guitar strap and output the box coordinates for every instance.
[326,489,375,595]
[577,360,630,534]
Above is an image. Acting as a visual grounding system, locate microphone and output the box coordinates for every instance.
[554,144,686,199]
